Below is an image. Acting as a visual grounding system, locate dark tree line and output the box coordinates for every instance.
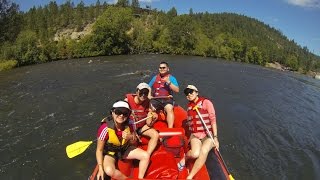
[1,0,319,73]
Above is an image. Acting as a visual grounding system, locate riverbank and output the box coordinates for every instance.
[265,62,320,79]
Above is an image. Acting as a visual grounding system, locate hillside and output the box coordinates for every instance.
[1,1,319,76]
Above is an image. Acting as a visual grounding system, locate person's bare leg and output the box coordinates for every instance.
[103,155,127,180]
[126,148,150,179]
[141,125,159,155]
[178,136,201,169]
[187,138,213,179]
[164,104,174,128]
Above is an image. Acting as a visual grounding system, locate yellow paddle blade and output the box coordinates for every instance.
[66,141,93,158]
[229,174,235,180]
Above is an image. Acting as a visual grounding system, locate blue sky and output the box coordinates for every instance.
[13,0,320,56]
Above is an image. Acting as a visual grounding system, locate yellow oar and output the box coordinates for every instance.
[66,140,96,158]
[193,106,235,180]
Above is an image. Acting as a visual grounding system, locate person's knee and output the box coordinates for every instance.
[141,151,150,160]
[164,104,173,113]
[190,150,200,158]
[200,148,210,156]
[104,165,115,177]
[150,130,159,140]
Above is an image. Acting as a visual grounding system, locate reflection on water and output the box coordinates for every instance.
[0,55,319,179]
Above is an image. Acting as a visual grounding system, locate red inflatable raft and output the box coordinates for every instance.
[89,105,230,180]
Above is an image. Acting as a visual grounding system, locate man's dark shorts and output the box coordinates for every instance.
[150,98,174,111]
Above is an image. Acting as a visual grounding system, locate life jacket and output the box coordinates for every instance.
[126,94,149,128]
[187,97,213,134]
[102,118,131,159]
[152,74,171,97]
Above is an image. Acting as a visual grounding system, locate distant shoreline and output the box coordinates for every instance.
[265,62,320,79]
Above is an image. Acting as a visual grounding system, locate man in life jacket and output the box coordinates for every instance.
[148,61,179,128]
[96,100,150,180]
[125,83,159,156]
[178,85,219,180]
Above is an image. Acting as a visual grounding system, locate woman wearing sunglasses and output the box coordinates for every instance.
[96,100,150,180]
[178,85,219,179]
[125,83,159,156]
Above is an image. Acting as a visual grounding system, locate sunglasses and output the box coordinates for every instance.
[114,107,130,117]
[159,66,167,69]
[139,89,149,97]
[184,88,195,96]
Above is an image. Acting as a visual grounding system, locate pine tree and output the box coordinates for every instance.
[0,0,22,43]
[131,0,140,8]
[116,0,129,7]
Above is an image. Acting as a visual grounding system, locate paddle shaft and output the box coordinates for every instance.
[194,107,234,179]
[133,115,152,124]
[131,114,146,143]
[151,95,173,99]
[88,164,99,180]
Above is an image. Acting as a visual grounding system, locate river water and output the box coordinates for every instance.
[0,55,319,180]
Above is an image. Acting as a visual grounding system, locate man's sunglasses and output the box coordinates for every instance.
[159,66,167,69]
[139,89,149,97]
[114,107,130,117]
[184,88,194,96]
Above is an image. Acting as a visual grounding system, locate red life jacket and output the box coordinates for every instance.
[126,94,149,128]
[187,97,213,134]
[152,74,171,97]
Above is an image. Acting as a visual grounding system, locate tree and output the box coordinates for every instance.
[194,30,213,57]
[285,54,298,71]
[227,37,243,61]
[116,0,129,7]
[167,7,177,17]
[75,0,85,30]
[0,0,22,43]
[14,30,41,65]
[60,1,73,27]
[189,8,193,16]
[131,19,152,53]
[47,1,58,29]
[91,7,133,55]
[95,0,101,16]
[167,15,197,53]
[245,46,263,65]
[131,0,140,8]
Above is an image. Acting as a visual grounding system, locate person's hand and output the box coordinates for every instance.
[147,112,157,126]
[151,112,158,120]
[163,76,170,84]
[122,130,132,140]
[97,167,104,180]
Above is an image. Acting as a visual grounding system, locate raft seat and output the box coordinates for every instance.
[132,126,187,179]
[131,105,190,178]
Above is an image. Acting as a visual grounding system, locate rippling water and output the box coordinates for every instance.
[0,55,319,179]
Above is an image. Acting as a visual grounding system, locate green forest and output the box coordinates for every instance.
[1,0,320,74]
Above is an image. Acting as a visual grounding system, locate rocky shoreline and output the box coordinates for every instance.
[265,62,320,79]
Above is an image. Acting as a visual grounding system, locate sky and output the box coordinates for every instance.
[13,0,320,56]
